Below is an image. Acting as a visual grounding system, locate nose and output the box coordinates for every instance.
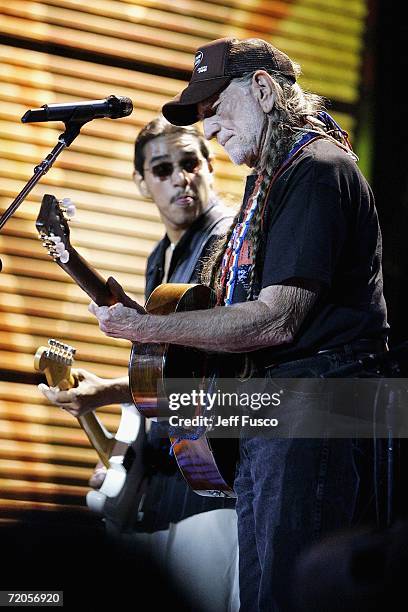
[171,165,189,187]
[203,116,219,140]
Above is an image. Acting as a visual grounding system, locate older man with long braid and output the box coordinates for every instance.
[88,38,389,611]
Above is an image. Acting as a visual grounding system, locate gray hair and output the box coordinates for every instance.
[201,69,326,298]
[233,68,325,174]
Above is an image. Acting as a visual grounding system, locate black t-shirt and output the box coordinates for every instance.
[230,138,388,361]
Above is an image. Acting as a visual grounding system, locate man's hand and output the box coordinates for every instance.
[38,369,130,417]
[106,277,145,312]
[88,460,107,489]
[89,277,146,342]
[88,301,146,342]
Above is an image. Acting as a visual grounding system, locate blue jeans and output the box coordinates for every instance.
[235,351,385,612]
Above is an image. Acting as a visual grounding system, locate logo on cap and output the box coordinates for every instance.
[194,51,203,70]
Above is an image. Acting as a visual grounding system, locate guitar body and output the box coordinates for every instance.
[129,283,237,498]
[129,283,215,417]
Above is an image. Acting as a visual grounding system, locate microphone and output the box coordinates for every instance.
[21,95,133,123]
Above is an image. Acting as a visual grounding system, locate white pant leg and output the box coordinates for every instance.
[129,509,239,612]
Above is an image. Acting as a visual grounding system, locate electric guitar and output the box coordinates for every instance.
[34,338,143,514]
[36,194,238,498]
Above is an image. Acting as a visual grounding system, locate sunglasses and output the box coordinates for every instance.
[144,156,203,181]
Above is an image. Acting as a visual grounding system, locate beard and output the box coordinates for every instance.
[223,113,267,168]
[225,140,250,165]
[223,135,257,167]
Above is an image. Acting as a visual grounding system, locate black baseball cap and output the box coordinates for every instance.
[162,37,297,126]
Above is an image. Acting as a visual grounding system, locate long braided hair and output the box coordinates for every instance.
[201,67,326,301]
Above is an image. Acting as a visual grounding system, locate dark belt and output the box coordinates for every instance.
[258,338,388,371]
[317,338,388,357]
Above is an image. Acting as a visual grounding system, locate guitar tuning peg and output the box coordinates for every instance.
[59,250,70,264]
[49,235,62,244]
[54,242,66,254]
[60,197,76,218]
[66,204,76,218]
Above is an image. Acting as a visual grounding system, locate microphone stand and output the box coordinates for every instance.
[0,120,86,273]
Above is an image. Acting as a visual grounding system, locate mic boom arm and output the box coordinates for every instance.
[21,95,133,123]
[0,96,133,272]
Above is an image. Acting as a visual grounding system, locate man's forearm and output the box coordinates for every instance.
[138,300,289,352]
[92,283,318,353]
[131,283,319,352]
[104,375,132,404]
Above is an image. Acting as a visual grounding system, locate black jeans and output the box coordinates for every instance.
[235,351,386,612]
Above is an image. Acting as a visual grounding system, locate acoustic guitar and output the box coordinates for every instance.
[36,194,237,498]
[34,338,143,513]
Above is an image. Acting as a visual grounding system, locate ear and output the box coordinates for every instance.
[133,170,151,198]
[251,70,276,114]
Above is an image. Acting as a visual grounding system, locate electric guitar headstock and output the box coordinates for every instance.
[34,338,141,507]
[36,194,76,264]
[34,338,76,390]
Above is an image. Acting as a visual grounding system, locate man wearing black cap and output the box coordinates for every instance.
[89,38,389,611]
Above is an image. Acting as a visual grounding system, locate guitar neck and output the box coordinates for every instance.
[78,413,114,468]
[58,248,117,307]
[53,251,118,464]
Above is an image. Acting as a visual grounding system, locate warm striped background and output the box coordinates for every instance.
[0,0,368,521]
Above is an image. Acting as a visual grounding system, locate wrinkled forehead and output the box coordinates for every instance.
[143,132,203,165]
